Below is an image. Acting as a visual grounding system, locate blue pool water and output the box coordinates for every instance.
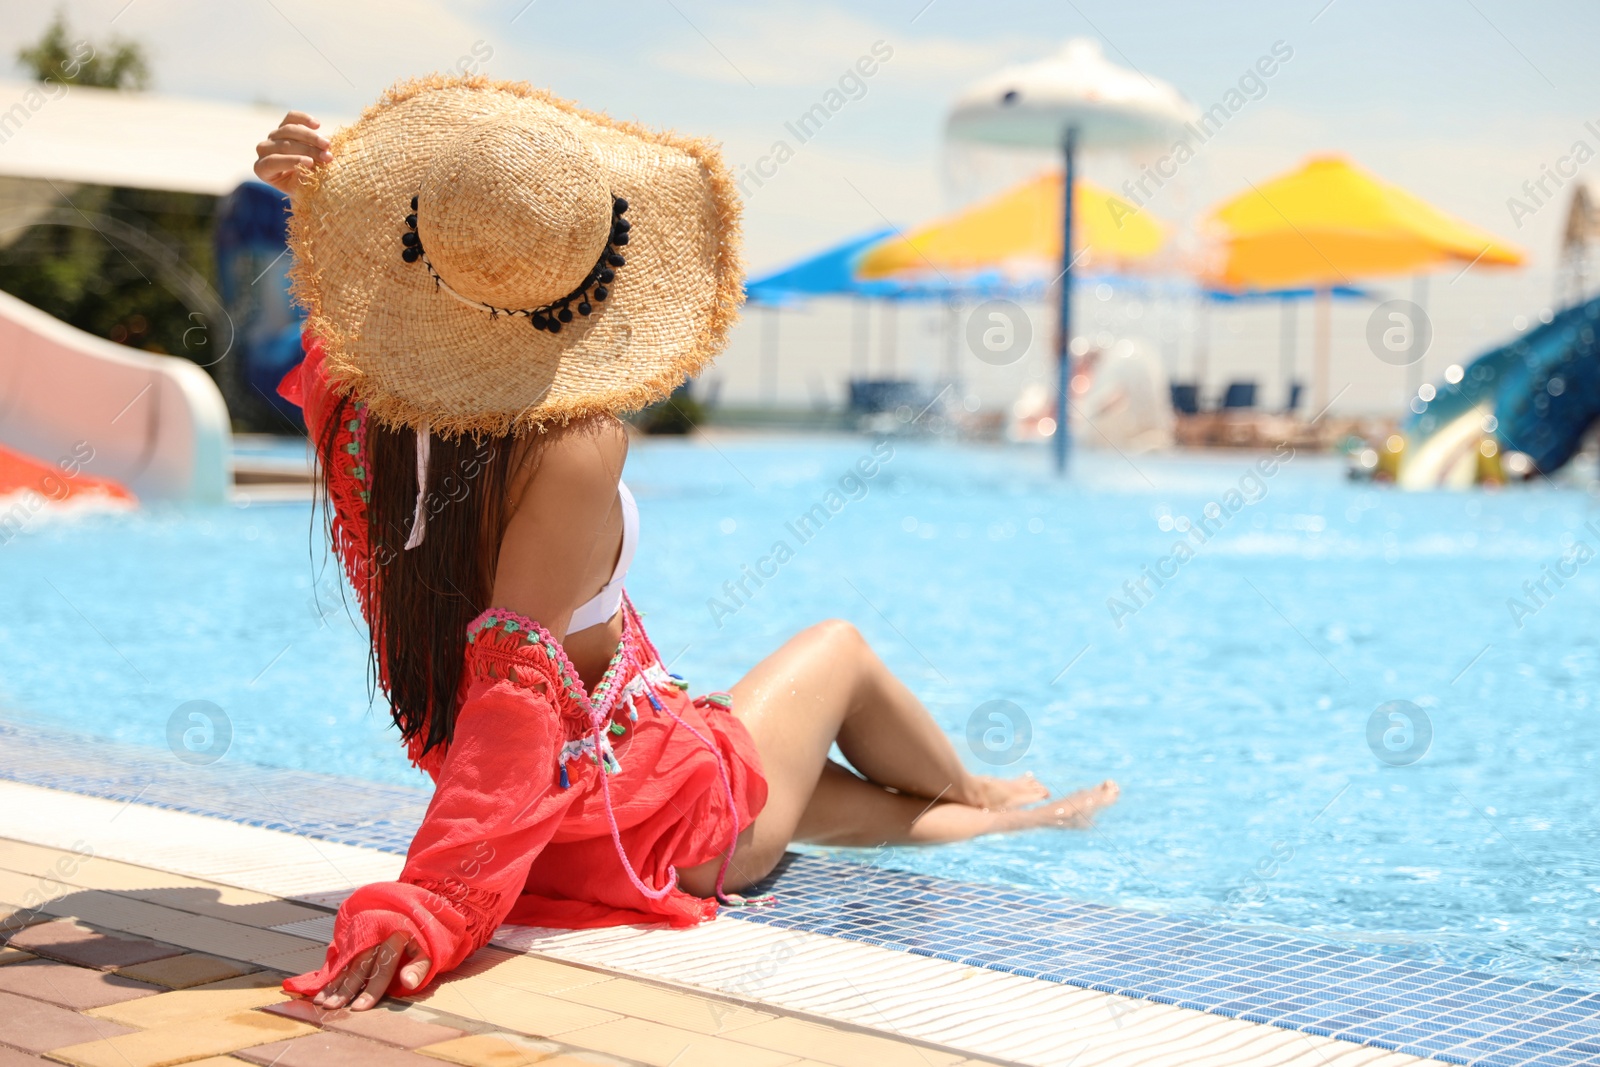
[3,437,1598,988]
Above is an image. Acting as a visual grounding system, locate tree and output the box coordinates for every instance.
[0,16,256,424]
[17,11,150,90]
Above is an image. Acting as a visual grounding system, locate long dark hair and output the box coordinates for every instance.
[318,398,523,758]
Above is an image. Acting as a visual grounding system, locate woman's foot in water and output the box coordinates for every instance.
[959,771,1051,811]
[905,779,1119,843]
[993,779,1120,830]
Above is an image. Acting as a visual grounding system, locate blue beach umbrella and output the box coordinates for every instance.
[743,229,1058,402]
[745,228,1060,305]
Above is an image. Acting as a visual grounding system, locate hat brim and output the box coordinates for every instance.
[288,74,744,438]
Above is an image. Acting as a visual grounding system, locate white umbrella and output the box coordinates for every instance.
[946,39,1196,472]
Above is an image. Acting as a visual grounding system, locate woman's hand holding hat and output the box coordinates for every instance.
[255,110,331,198]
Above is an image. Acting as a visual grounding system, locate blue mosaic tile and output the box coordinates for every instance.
[2,714,1598,1067]
[722,852,1600,1066]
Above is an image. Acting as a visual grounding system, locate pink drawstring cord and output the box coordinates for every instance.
[591,714,679,902]
[651,695,773,907]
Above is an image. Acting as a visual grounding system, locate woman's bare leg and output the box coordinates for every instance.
[747,619,1044,806]
[677,620,1118,895]
[797,762,1120,847]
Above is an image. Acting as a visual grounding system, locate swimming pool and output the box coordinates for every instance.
[3,436,1597,989]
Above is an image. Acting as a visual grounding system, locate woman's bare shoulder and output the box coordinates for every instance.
[507,415,629,517]
[492,416,630,636]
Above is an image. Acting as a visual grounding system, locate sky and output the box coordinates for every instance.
[3,0,1597,411]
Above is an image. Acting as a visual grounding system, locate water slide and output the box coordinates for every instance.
[0,289,231,503]
[0,80,317,506]
[1380,294,1600,487]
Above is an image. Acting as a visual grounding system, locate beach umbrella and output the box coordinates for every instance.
[946,38,1197,473]
[1205,155,1525,415]
[744,227,1040,305]
[743,228,1047,398]
[744,228,897,307]
[1206,154,1523,288]
[856,172,1165,280]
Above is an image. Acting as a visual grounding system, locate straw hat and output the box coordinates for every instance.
[288,74,744,437]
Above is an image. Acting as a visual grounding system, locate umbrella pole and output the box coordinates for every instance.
[882,302,898,376]
[943,299,960,385]
[1054,125,1079,475]
[851,298,868,379]
[1280,299,1296,413]
[1314,287,1331,419]
[762,307,780,405]
[1408,274,1428,400]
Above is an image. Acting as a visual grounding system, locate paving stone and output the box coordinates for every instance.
[265,997,468,1048]
[136,887,327,929]
[449,951,609,994]
[0,958,160,1010]
[553,977,774,1035]
[558,1016,798,1067]
[86,970,288,1028]
[234,1030,449,1066]
[731,1016,966,1067]
[253,943,332,975]
[115,953,258,989]
[0,948,32,965]
[0,904,45,937]
[409,977,618,1037]
[47,1009,316,1067]
[0,988,136,1054]
[0,842,303,934]
[0,1047,49,1066]
[415,1034,562,1066]
[7,919,183,970]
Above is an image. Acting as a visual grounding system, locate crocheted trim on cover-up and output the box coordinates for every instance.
[409,876,504,950]
[322,397,377,619]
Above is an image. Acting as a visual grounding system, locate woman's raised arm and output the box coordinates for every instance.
[253,110,330,198]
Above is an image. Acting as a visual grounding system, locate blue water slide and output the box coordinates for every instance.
[1485,296,1600,472]
[1397,295,1600,484]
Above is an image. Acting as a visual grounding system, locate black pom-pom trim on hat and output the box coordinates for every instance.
[399,187,631,330]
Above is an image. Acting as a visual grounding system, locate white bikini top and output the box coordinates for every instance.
[401,432,635,632]
[568,480,638,633]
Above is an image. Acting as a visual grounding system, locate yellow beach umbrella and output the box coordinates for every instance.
[1207,154,1524,288]
[1206,154,1525,417]
[858,171,1165,280]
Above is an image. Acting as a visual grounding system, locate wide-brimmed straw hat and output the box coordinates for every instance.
[288,74,744,437]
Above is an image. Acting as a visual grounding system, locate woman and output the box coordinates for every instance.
[256,76,1118,1013]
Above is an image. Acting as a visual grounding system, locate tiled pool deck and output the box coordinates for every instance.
[0,837,954,1067]
[3,717,1597,1066]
